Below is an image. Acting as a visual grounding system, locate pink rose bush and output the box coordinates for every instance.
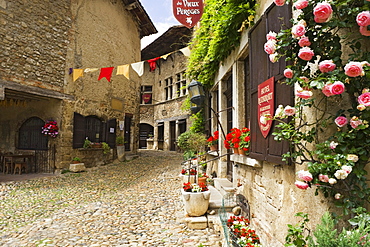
[313,2,332,23]
[296,89,313,99]
[295,181,309,190]
[298,47,314,61]
[356,11,370,27]
[358,92,370,107]
[318,60,336,73]
[344,61,365,77]
[298,36,311,47]
[334,116,348,127]
[322,81,345,97]
[294,0,308,10]
[273,0,285,6]
[291,23,306,38]
[359,26,370,36]
[284,68,293,78]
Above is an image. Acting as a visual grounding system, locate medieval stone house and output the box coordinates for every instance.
[0,0,156,172]
[139,25,192,151]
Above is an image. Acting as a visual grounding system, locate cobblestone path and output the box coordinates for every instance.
[0,150,223,246]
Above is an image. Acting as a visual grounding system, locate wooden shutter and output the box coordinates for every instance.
[249,3,293,164]
[106,118,117,148]
[73,112,86,149]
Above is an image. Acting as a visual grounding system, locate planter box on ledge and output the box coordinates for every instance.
[69,163,86,172]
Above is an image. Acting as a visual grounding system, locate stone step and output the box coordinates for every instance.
[213,178,236,196]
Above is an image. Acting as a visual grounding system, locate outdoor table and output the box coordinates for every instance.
[2,153,35,174]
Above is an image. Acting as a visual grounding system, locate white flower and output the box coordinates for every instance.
[334,170,348,180]
[260,115,268,125]
[346,154,359,163]
[341,165,352,174]
[329,141,338,149]
[274,105,284,118]
[334,193,341,200]
[328,178,337,185]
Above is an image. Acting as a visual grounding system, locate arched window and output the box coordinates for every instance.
[18,117,48,150]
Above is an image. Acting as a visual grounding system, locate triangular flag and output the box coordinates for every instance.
[180,47,191,57]
[161,53,171,60]
[116,64,130,79]
[98,67,114,82]
[84,68,99,73]
[131,61,144,77]
[147,57,161,72]
[73,69,84,82]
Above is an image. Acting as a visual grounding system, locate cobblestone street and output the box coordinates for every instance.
[0,151,223,247]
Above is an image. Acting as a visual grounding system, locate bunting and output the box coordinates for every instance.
[98,67,114,82]
[116,64,130,79]
[131,61,144,77]
[73,69,84,82]
[147,57,161,72]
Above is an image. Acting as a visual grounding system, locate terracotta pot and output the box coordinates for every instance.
[182,190,211,216]
[239,148,246,156]
[210,144,218,151]
[198,176,207,185]
[233,148,239,154]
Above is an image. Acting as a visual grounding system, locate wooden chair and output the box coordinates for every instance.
[14,163,27,175]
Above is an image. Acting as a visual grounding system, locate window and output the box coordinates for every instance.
[248,3,293,165]
[73,113,116,149]
[165,77,173,100]
[174,71,187,97]
[141,85,153,104]
[18,117,48,150]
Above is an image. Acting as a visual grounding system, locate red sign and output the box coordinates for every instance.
[173,0,203,28]
[258,77,274,138]
[142,93,152,103]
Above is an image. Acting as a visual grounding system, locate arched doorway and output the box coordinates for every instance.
[18,117,48,150]
[139,123,154,149]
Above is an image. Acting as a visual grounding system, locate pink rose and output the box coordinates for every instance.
[328,81,345,95]
[274,0,285,6]
[299,76,309,83]
[318,174,329,183]
[294,0,308,9]
[329,141,338,149]
[322,83,334,97]
[319,60,336,73]
[356,11,370,27]
[284,105,296,116]
[344,61,364,77]
[298,47,314,61]
[359,26,370,36]
[284,68,294,78]
[264,40,277,55]
[291,24,306,38]
[314,17,329,23]
[266,31,277,40]
[313,2,333,20]
[358,92,370,106]
[357,104,366,111]
[269,53,279,63]
[350,116,363,129]
[295,181,309,190]
[296,89,313,99]
[298,36,311,47]
[297,170,313,182]
[334,116,348,127]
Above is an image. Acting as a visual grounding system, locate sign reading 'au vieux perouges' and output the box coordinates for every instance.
[172,0,204,28]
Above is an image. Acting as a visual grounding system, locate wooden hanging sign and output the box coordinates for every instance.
[173,0,203,28]
[258,77,274,138]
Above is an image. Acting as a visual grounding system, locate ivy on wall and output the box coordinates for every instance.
[186,0,257,88]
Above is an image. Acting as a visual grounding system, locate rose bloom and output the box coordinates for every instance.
[334,116,348,127]
[334,193,341,200]
[358,92,370,106]
[266,31,277,40]
[260,115,268,125]
[296,89,313,99]
[359,26,370,36]
[264,40,277,55]
[341,165,353,174]
[328,178,337,185]
[346,154,359,163]
[298,47,314,61]
[269,53,279,63]
[275,105,284,118]
[322,83,334,97]
[291,24,306,38]
[319,60,336,73]
[328,81,345,95]
[350,116,363,129]
[294,0,308,9]
[297,170,313,182]
[356,11,370,27]
[284,68,293,78]
[313,2,333,20]
[315,17,329,23]
[295,181,309,190]
[344,61,364,77]
[298,36,311,47]
[319,174,329,183]
[329,141,338,149]
[335,169,348,180]
[274,0,285,6]
[299,76,309,83]
[357,104,366,111]
[283,105,296,116]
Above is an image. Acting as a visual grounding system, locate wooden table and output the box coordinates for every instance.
[2,153,35,174]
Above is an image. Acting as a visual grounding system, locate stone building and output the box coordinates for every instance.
[0,0,156,172]
[139,25,192,151]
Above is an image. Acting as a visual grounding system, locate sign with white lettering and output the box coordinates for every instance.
[258,77,274,138]
[172,0,203,28]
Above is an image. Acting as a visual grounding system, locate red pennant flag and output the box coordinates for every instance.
[147,57,160,72]
[98,67,114,82]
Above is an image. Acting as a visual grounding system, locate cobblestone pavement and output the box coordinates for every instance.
[0,150,223,247]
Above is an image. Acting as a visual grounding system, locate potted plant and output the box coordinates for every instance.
[83,138,92,148]
[227,215,262,247]
[224,128,241,154]
[238,127,250,156]
[198,172,209,185]
[102,142,110,154]
[180,168,196,184]
[177,130,207,160]
[116,136,124,146]
[207,130,219,151]
[182,182,210,217]
[71,157,81,164]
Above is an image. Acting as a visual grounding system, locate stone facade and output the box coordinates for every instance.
[0,0,155,171]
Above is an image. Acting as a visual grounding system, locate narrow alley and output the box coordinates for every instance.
[0,151,222,247]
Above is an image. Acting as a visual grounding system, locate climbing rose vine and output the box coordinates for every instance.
[265,0,370,214]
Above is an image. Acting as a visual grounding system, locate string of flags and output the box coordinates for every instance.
[71,46,191,82]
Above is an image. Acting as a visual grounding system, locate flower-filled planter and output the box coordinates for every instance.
[207,130,219,151]
[182,182,210,217]
[41,120,59,137]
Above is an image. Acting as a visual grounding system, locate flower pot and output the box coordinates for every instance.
[233,148,239,154]
[182,190,211,216]
[238,148,246,156]
[210,144,218,151]
[198,176,207,185]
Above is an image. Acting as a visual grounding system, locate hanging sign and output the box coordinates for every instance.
[258,77,274,138]
[172,0,203,28]
[142,93,152,103]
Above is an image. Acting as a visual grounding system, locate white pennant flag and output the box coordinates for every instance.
[131,61,144,77]
[180,47,191,57]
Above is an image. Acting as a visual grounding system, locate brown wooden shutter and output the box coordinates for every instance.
[73,112,86,149]
[249,3,293,165]
[106,118,117,148]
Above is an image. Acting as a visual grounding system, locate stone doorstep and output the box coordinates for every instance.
[213,178,236,196]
